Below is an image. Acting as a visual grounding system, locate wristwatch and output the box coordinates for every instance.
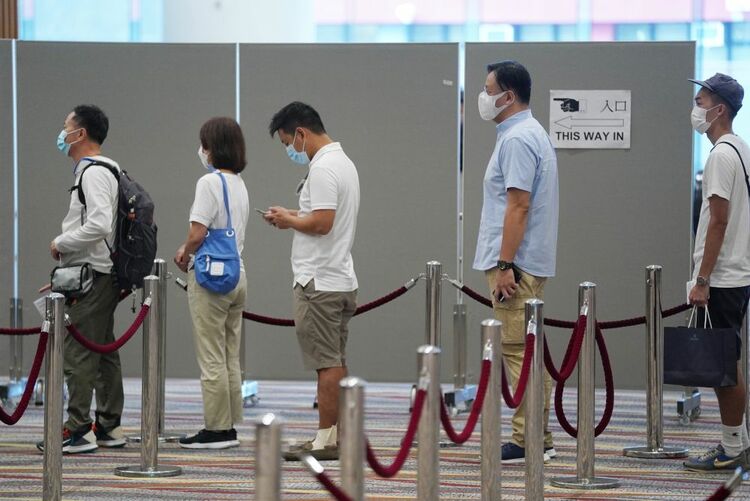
[497,260,513,271]
[696,275,709,286]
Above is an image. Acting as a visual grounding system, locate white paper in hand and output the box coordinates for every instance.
[33,296,47,320]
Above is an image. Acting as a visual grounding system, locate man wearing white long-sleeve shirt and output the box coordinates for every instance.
[37,105,125,454]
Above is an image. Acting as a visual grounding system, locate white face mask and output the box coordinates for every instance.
[690,104,720,135]
[478,90,511,121]
[197,146,212,170]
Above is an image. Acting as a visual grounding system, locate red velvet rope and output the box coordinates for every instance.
[459,284,690,330]
[0,326,43,335]
[439,359,491,444]
[706,486,732,501]
[365,388,426,478]
[66,304,150,354]
[545,317,576,329]
[0,332,48,425]
[501,334,536,409]
[544,315,587,382]
[459,284,493,308]
[0,290,134,336]
[314,471,352,501]
[554,325,614,438]
[242,285,410,327]
[241,311,294,326]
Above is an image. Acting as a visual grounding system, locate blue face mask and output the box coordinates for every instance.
[285,131,309,165]
[56,128,81,156]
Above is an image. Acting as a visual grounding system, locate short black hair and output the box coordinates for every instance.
[268,101,326,138]
[486,60,532,104]
[200,117,247,173]
[71,104,109,145]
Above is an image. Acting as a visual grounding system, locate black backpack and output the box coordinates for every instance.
[72,160,158,291]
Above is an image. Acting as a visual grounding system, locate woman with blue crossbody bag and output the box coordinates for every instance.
[173,117,250,450]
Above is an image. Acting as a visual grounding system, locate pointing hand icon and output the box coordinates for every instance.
[553,98,580,112]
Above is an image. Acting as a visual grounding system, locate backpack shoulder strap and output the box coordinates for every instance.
[70,159,120,207]
[712,141,750,200]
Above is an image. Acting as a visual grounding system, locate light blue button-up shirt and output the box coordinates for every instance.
[472,109,559,277]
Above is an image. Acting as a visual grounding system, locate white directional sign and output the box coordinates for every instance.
[549,90,631,149]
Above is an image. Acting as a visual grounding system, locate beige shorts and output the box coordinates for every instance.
[293,280,357,371]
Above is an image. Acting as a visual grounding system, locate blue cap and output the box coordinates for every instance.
[689,73,744,113]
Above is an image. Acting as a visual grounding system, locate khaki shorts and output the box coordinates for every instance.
[293,280,357,371]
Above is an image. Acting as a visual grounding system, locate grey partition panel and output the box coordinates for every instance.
[464,43,695,389]
[0,41,13,370]
[17,42,236,378]
[241,44,458,381]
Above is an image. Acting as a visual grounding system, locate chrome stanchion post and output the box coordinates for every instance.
[525,299,545,501]
[481,319,502,501]
[255,413,281,501]
[127,261,184,444]
[425,261,442,347]
[9,297,22,382]
[1,298,24,402]
[340,377,365,501]
[115,276,182,478]
[551,282,620,489]
[417,345,441,501]
[154,259,167,435]
[240,319,259,407]
[453,304,467,389]
[444,302,477,414]
[624,265,688,458]
[154,259,184,442]
[43,293,65,501]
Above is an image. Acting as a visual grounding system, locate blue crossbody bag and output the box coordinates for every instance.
[194,171,241,294]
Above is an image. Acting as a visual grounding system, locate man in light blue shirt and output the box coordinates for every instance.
[473,60,559,464]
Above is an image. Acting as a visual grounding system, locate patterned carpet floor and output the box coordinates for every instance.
[1,378,749,500]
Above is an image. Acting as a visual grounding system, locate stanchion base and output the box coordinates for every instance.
[126,433,186,444]
[550,476,620,490]
[439,441,460,449]
[0,380,25,401]
[114,465,182,478]
[623,445,689,459]
[443,385,478,415]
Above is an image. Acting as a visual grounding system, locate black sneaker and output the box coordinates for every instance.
[36,427,98,454]
[501,442,550,464]
[179,428,239,450]
[93,423,126,448]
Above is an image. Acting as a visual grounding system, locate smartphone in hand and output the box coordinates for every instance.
[255,208,268,216]
[495,265,522,303]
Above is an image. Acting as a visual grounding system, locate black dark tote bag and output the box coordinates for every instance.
[664,307,738,388]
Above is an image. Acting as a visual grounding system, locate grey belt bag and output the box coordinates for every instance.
[50,262,94,299]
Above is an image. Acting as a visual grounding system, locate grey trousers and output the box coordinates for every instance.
[64,273,123,432]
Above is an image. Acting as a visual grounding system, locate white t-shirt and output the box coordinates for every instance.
[693,134,750,287]
[292,142,359,292]
[189,171,250,270]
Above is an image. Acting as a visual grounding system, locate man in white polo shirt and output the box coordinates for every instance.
[266,102,360,461]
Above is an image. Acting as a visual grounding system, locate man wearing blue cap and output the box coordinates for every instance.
[683,73,750,472]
